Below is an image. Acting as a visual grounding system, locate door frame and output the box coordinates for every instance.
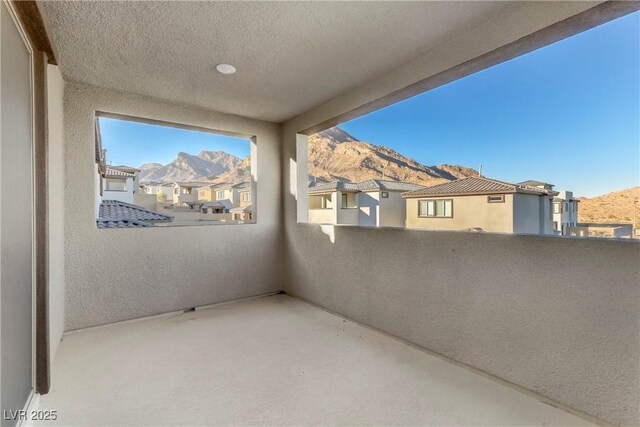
[1,0,36,408]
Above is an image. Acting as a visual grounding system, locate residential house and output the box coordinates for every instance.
[403,176,557,235]
[519,180,579,235]
[102,166,139,204]
[94,127,141,208]
[230,182,253,221]
[308,179,424,227]
[143,182,175,203]
[198,182,249,212]
[172,182,207,206]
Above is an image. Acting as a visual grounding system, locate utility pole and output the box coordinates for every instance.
[478,163,483,177]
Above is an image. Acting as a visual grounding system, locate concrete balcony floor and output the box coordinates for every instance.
[34,295,594,426]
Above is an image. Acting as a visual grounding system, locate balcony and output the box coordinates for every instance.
[34,295,593,426]
[3,2,639,427]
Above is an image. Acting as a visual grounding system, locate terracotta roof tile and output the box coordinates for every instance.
[402,176,552,198]
[97,200,173,228]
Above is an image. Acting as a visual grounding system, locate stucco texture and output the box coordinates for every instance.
[63,83,282,330]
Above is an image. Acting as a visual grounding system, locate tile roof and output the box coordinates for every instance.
[174,181,209,187]
[110,165,140,173]
[97,200,173,228]
[234,182,252,190]
[105,167,136,178]
[206,181,250,190]
[308,179,424,194]
[517,180,554,188]
[97,219,156,229]
[190,201,226,208]
[402,176,553,198]
[230,205,252,213]
[357,179,424,192]
[308,181,360,193]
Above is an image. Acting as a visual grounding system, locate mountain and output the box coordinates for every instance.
[137,127,478,187]
[138,151,243,182]
[307,127,478,185]
[211,156,252,185]
[578,186,639,224]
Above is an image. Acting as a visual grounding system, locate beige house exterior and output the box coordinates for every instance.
[403,177,557,235]
[308,180,423,227]
[196,181,253,220]
[519,180,579,235]
[172,182,207,205]
[230,184,253,221]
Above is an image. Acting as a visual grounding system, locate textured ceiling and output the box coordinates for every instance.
[39,1,507,122]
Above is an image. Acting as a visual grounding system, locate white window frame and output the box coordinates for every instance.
[419,199,452,218]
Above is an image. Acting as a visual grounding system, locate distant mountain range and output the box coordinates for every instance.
[308,127,478,185]
[138,127,479,186]
[139,151,245,183]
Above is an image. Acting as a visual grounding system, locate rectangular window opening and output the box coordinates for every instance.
[95,114,255,228]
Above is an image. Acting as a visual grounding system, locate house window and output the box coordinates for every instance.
[242,192,251,202]
[381,192,389,198]
[341,192,356,208]
[554,202,561,214]
[419,199,452,218]
[105,179,126,192]
[487,195,504,203]
[173,187,179,195]
[216,191,225,200]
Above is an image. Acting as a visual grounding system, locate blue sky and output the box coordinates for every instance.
[99,118,250,166]
[340,12,639,197]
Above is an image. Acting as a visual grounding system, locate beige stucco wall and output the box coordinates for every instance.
[513,193,544,235]
[63,83,282,330]
[336,191,359,224]
[357,191,379,226]
[405,194,514,233]
[280,3,639,425]
[47,64,66,362]
[377,191,406,228]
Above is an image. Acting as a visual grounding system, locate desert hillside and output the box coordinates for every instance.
[578,186,639,224]
[308,127,478,186]
[139,151,243,182]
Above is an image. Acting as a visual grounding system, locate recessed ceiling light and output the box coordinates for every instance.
[216,64,236,75]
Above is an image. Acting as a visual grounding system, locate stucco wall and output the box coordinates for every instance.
[377,191,405,228]
[47,64,66,362]
[512,193,543,235]
[282,220,640,426]
[357,191,379,226]
[64,83,282,330]
[406,194,514,233]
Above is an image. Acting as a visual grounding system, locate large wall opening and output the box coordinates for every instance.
[94,114,256,228]
[302,11,639,240]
